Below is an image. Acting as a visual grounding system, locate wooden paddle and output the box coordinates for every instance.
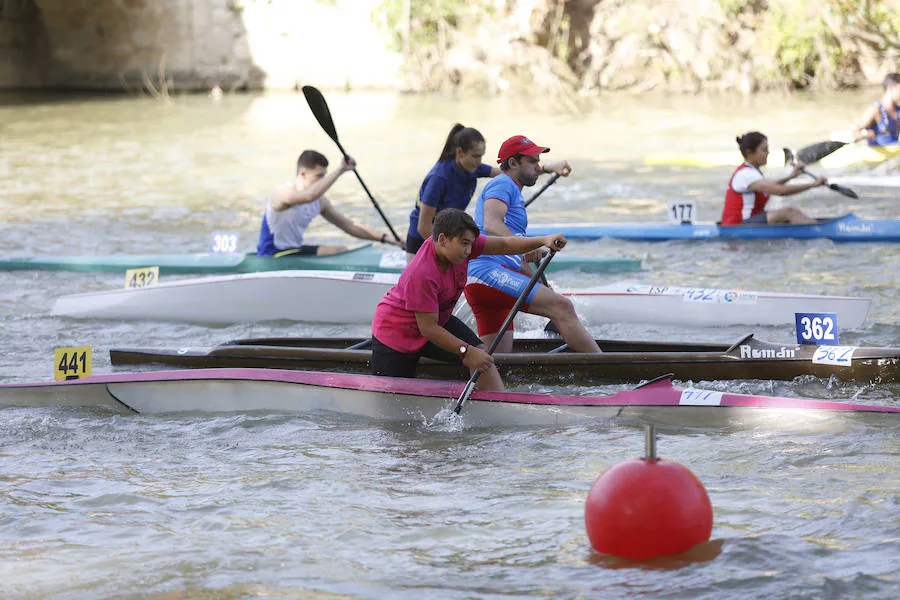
[452,245,559,414]
[782,148,859,199]
[301,85,402,242]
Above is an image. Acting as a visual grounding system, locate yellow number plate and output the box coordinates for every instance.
[54,346,92,381]
[124,266,160,289]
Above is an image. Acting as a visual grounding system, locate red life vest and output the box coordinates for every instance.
[721,163,768,226]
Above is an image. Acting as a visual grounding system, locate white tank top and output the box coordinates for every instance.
[265,191,322,250]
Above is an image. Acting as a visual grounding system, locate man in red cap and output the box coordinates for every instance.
[464,135,601,354]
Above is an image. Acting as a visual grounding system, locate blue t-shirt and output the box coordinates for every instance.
[407,160,493,240]
[470,173,527,273]
[867,101,900,146]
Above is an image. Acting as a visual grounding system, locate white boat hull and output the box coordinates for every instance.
[0,369,895,428]
[52,272,870,329]
[51,270,397,325]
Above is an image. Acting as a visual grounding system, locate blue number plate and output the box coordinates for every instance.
[795,312,839,345]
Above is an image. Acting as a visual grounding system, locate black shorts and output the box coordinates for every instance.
[273,245,318,257]
[371,315,483,378]
[741,212,768,225]
[405,234,426,255]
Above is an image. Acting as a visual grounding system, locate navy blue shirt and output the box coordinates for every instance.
[407,160,493,241]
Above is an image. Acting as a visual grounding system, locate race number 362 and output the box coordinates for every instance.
[795,312,838,345]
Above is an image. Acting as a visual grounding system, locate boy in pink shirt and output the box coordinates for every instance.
[372,208,567,391]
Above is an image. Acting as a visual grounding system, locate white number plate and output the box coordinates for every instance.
[679,388,724,406]
[667,199,697,224]
[378,251,407,269]
[812,346,856,366]
[210,231,240,254]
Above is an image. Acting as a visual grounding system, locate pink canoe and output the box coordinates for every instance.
[0,369,896,427]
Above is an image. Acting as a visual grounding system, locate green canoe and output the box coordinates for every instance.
[0,244,641,275]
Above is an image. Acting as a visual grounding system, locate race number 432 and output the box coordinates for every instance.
[795,312,838,345]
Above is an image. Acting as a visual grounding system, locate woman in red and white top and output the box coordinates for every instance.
[721,132,825,226]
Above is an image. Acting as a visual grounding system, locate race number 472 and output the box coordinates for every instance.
[795,313,838,345]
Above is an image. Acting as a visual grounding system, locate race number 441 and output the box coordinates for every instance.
[795,313,838,345]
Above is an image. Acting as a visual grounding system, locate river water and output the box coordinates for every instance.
[0,90,898,599]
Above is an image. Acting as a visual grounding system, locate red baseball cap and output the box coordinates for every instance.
[497,135,550,163]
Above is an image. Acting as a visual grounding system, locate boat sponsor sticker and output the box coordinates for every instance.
[667,199,697,224]
[125,266,159,289]
[836,222,873,234]
[679,388,724,406]
[54,346,92,380]
[623,285,757,304]
[210,231,240,254]
[740,345,796,359]
[378,251,407,269]
[352,272,375,281]
[812,346,856,366]
[795,312,838,345]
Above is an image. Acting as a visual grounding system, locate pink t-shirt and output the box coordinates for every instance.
[372,234,486,353]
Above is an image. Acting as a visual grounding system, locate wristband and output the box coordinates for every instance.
[381,233,386,243]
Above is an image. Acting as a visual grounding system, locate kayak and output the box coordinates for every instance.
[0,244,641,275]
[1,368,896,427]
[644,143,900,169]
[109,334,900,384]
[50,271,871,328]
[527,213,900,242]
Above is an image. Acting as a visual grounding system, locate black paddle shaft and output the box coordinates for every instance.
[783,148,859,200]
[525,173,561,208]
[301,86,402,242]
[452,246,559,414]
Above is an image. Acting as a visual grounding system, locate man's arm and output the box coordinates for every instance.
[854,104,879,142]
[414,312,494,373]
[271,156,356,211]
[320,197,404,247]
[482,198,515,237]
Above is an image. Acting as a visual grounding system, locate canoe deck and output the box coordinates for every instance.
[109,334,900,384]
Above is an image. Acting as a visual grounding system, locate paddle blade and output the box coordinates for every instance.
[302,85,340,146]
[783,147,795,167]
[829,183,859,199]
[796,140,846,165]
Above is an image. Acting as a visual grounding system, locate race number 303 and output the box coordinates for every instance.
[210,231,240,254]
[795,312,838,345]
[54,346,92,380]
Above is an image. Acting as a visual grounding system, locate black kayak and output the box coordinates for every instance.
[109,334,900,384]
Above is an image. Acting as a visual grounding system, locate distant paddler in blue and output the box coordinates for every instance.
[721,132,824,227]
[405,124,574,261]
[464,135,600,354]
[257,150,403,257]
[855,73,900,146]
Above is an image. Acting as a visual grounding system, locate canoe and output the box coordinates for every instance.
[0,244,641,275]
[50,271,870,328]
[644,143,900,169]
[527,213,900,242]
[458,283,870,329]
[1,368,896,427]
[109,334,900,384]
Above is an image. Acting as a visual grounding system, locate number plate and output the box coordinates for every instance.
[125,266,160,289]
[54,346,92,380]
[795,312,838,345]
[812,346,856,366]
[679,388,724,406]
[210,231,240,254]
[667,199,697,224]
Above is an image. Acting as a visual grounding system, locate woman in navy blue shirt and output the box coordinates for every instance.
[405,124,501,260]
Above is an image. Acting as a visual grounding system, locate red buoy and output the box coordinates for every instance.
[584,426,712,560]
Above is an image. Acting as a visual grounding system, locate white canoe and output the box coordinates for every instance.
[0,369,896,428]
[456,282,870,329]
[51,270,397,325]
[52,272,871,329]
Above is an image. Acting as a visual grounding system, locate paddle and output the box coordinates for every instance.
[795,140,851,165]
[525,173,561,208]
[523,172,562,333]
[452,245,559,414]
[301,85,402,242]
[782,148,859,199]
